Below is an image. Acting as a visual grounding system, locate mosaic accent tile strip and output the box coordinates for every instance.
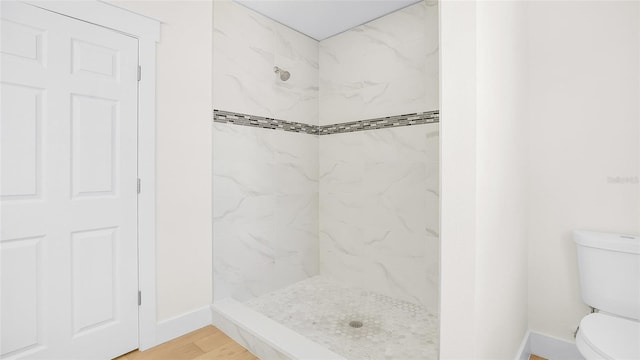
[318,110,439,135]
[213,109,439,135]
[213,109,319,134]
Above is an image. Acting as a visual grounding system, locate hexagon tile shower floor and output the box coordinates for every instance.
[245,276,439,359]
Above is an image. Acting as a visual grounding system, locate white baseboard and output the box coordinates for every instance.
[515,330,584,360]
[515,330,532,360]
[153,305,213,347]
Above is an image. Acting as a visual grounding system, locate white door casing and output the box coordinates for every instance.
[1,2,140,358]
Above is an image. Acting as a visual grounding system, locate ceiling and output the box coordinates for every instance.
[234,0,423,41]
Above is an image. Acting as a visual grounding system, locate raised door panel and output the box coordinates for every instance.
[71,39,120,81]
[71,227,118,335]
[71,95,118,198]
[0,83,43,199]
[0,237,43,357]
[0,18,45,65]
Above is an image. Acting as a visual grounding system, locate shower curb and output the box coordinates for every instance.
[211,299,346,360]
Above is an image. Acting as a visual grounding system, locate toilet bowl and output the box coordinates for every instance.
[574,230,640,360]
[575,313,640,360]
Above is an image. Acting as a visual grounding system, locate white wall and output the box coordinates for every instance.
[526,0,640,341]
[474,1,529,357]
[439,2,477,357]
[440,1,529,358]
[319,1,438,124]
[442,1,639,357]
[108,1,213,322]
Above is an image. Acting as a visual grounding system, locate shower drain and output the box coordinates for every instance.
[349,320,364,328]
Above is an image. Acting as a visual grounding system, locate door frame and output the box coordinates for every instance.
[23,0,161,351]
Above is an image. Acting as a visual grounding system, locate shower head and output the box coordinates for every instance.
[273,66,290,81]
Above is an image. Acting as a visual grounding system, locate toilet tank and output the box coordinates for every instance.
[574,230,640,320]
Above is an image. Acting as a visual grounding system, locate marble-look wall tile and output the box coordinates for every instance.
[319,1,439,125]
[213,0,274,118]
[213,0,319,125]
[213,1,318,302]
[214,0,439,311]
[319,124,439,312]
[213,123,318,301]
[272,23,319,124]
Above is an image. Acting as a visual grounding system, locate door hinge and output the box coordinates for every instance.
[138,291,142,306]
[137,178,141,194]
[137,65,141,81]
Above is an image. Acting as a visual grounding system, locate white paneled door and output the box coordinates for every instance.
[1,2,139,359]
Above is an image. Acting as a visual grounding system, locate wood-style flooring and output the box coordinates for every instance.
[114,326,258,360]
[114,325,550,360]
[529,355,548,360]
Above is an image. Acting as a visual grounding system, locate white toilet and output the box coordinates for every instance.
[574,230,640,360]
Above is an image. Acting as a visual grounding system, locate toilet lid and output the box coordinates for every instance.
[580,313,640,360]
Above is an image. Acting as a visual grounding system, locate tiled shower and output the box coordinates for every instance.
[212,0,439,358]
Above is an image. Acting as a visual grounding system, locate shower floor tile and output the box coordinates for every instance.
[244,276,439,360]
